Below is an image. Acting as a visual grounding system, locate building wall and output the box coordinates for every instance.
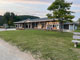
[15,21,78,32]
[15,21,60,30]
[69,24,77,31]
[37,23,42,29]
[75,25,77,30]
[69,24,74,31]
[46,22,59,30]
[63,24,77,32]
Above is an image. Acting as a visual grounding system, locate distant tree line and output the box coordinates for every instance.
[0,12,40,27]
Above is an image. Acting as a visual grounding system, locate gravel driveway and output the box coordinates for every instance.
[0,39,35,60]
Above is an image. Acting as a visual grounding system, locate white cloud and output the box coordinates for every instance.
[71,10,80,13]
[72,4,80,8]
[0,0,80,19]
[0,0,51,5]
[0,10,6,15]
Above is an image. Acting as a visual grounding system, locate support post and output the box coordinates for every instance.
[19,24,20,28]
[28,23,29,29]
[69,24,70,31]
[30,23,32,29]
[35,22,36,29]
[44,22,46,29]
[73,24,75,31]
[74,42,78,48]
[24,23,26,29]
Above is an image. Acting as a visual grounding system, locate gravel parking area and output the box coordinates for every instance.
[0,39,35,60]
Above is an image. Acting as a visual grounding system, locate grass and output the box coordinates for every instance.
[75,30,80,32]
[0,30,80,60]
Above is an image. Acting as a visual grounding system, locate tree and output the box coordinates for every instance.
[78,18,80,25]
[3,12,16,27]
[9,12,16,26]
[47,0,75,31]
[77,18,80,29]
[3,12,40,27]
[3,12,10,24]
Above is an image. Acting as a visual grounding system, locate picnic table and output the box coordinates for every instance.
[72,32,80,47]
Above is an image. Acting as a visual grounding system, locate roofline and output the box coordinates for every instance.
[64,22,79,25]
[14,19,57,24]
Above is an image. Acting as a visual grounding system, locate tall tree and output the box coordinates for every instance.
[78,18,80,25]
[9,12,16,26]
[3,12,16,27]
[3,12,10,24]
[47,0,75,31]
[77,18,80,29]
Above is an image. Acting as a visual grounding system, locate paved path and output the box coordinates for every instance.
[0,28,16,31]
[0,39,35,60]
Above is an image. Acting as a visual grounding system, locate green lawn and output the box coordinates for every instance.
[0,30,80,60]
[75,30,80,32]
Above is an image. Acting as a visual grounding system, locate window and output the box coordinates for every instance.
[53,25,54,27]
[53,25,56,27]
[16,25,17,27]
[64,24,69,29]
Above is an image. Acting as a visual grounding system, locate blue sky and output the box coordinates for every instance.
[0,0,80,21]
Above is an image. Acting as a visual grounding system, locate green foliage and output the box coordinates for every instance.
[47,0,75,30]
[47,0,74,21]
[3,12,16,27]
[46,14,53,19]
[0,30,80,60]
[78,18,80,24]
[0,12,39,26]
[77,18,80,29]
[0,15,4,26]
[17,15,39,21]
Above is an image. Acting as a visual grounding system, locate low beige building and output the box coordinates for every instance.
[14,18,78,31]
[14,18,59,30]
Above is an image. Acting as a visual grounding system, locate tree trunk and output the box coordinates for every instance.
[59,21,63,32]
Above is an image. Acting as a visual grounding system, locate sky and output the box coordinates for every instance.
[0,0,80,21]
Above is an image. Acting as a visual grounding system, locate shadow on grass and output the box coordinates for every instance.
[77,45,80,48]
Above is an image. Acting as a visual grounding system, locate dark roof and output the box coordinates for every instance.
[64,22,78,25]
[14,18,78,25]
[14,18,57,24]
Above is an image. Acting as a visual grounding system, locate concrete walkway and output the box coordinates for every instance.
[0,39,35,60]
[0,28,16,31]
